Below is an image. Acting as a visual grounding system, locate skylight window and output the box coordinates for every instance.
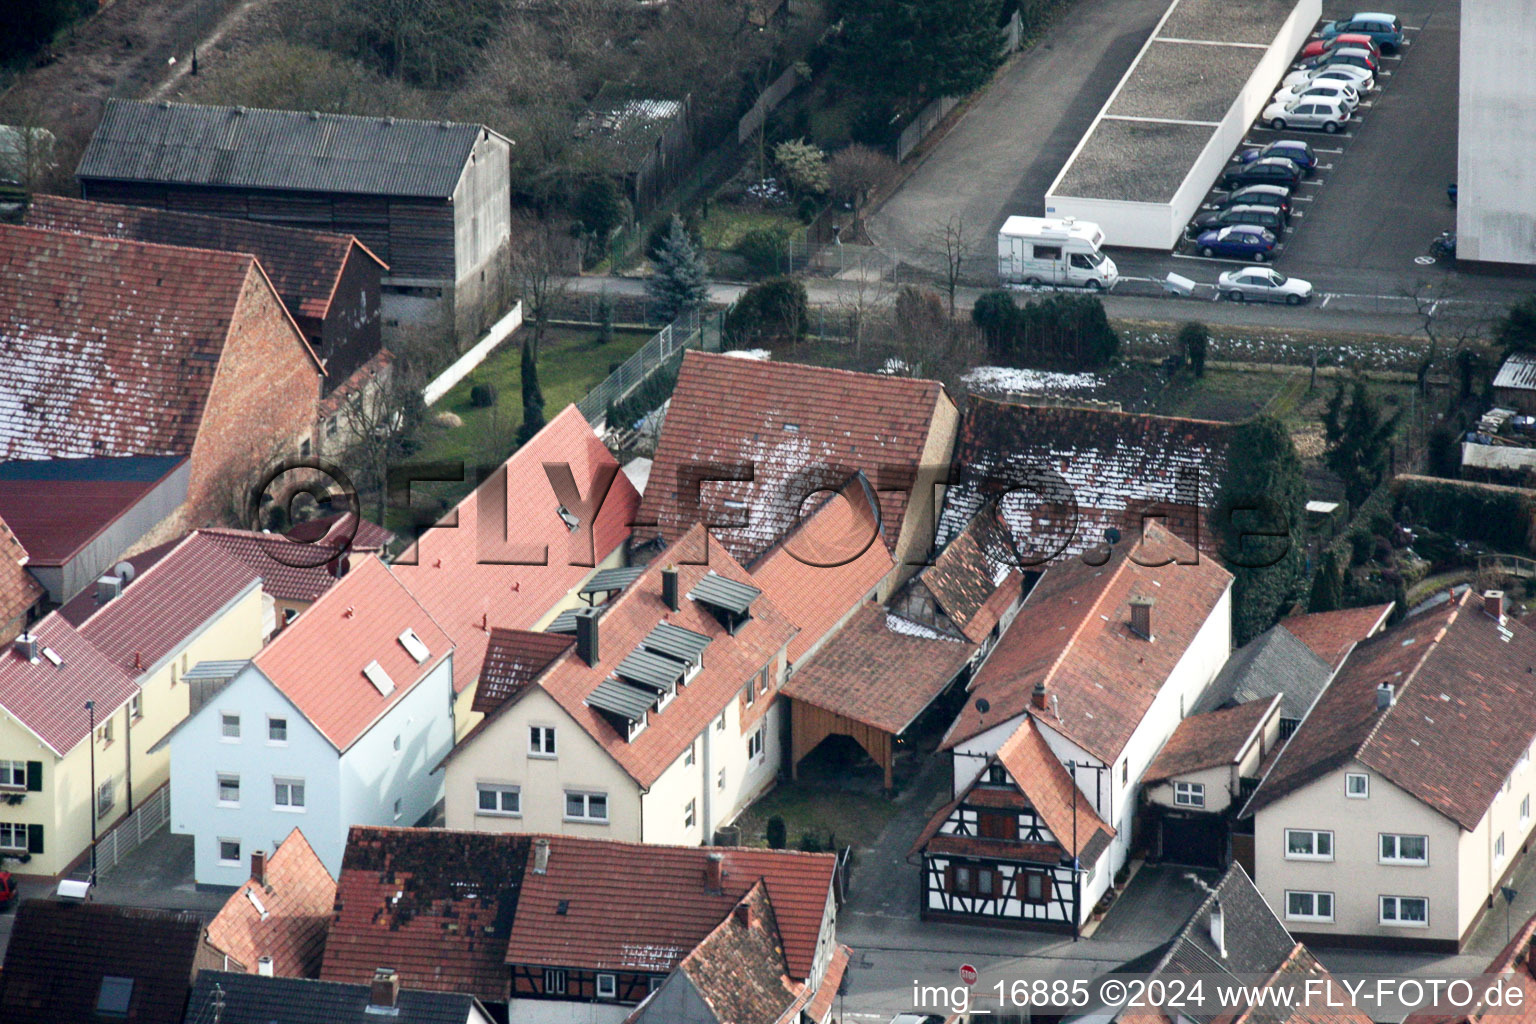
[363,660,396,696]
[556,505,580,532]
[96,976,134,1017]
[398,628,429,663]
[245,887,269,920]
[42,647,62,667]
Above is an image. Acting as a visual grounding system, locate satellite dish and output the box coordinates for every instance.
[113,561,136,583]
[1105,527,1122,545]
[975,698,991,715]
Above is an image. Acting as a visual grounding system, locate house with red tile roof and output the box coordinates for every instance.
[0,223,323,528]
[25,194,387,388]
[633,351,960,575]
[321,826,847,1023]
[441,524,797,846]
[1243,590,1536,951]
[941,522,1232,922]
[1279,602,1395,670]
[205,827,337,979]
[0,511,45,645]
[390,405,640,739]
[160,556,455,883]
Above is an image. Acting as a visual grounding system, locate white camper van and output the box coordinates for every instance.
[997,216,1118,290]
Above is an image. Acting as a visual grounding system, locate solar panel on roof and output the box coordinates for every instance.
[615,648,685,693]
[587,678,655,722]
[580,566,644,596]
[644,622,711,666]
[688,572,760,615]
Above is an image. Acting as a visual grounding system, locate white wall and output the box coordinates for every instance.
[1043,195,1180,252]
[1457,0,1536,264]
[504,999,629,1024]
[339,654,455,839]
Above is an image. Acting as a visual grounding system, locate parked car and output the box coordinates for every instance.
[1187,204,1287,239]
[1283,64,1375,93]
[1299,47,1379,74]
[1272,79,1360,110]
[1195,224,1278,261]
[1218,267,1314,303]
[1220,157,1305,190]
[0,870,16,910]
[1211,183,1293,218]
[1262,96,1353,132]
[1236,140,1319,173]
[1299,33,1382,61]
[1322,12,1404,51]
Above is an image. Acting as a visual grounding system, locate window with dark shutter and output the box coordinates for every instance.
[26,761,42,792]
[26,823,43,854]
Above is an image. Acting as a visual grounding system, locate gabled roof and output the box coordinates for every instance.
[77,531,263,676]
[936,397,1233,560]
[635,351,952,565]
[198,527,360,603]
[186,971,489,1024]
[0,900,213,1024]
[658,882,799,1024]
[252,556,452,751]
[1246,592,1536,830]
[0,511,44,641]
[505,835,837,980]
[321,827,529,1003]
[283,511,393,553]
[472,627,574,713]
[206,828,337,980]
[1493,352,1536,392]
[943,522,1232,758]
[0,611,140,756]
[56,535,181,625]
[451,524,796,787]
[0,455,186,567]
[749,478,895,664]
[921,507,1023,643]
[1403,908,1536,1024]
[1280,602,1394,669]
[0,223,320,461]
[1144,696,1280,782]
[1195,624,1332,722]
[24,194,386,323]
[390,405,640,695]
[78,99,499,199]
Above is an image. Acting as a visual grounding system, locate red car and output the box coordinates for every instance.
[1299,33,1382,61]
[0,871,17,910]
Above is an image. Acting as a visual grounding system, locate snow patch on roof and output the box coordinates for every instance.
[963,365,1103,394]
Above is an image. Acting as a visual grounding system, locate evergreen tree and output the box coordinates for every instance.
[971,290,1018,359]
[1179,321,1209,378]
[724,277,809,347]
[517,338,545,445]
[647,215,710,322]
[574,176,628,242]
[1497,294,1536,358]
[1216,416,1307,645]
[831,0,1005,103]
[1323,377,1399,508]
[1308,548,1344,613]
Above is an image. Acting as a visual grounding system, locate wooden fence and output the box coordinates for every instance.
[738,65,802,144]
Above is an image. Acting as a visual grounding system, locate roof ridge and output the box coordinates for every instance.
[690,349,946,393]
[33,193,358,248]
[969,392,1235,429]
[1033,547,1134,742]
[75,532,247,632]
[9,221,258,270]
[1355,596,1463,765]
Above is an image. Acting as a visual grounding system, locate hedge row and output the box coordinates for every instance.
[1392,475,1536,556]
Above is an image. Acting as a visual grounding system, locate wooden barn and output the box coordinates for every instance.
[76,99,512,339]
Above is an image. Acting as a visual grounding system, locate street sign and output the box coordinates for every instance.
[959,964,978,986]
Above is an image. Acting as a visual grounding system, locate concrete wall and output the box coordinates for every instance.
[39,461,189,604]
[1457,0,1536,264]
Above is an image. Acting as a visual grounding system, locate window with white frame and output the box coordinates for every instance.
[1523,795,1531,825]
[1379,834,1428,865]
[1519,751,1531,774]
[544,969,568,995]
[96,780,114,817]
[1380,895,1428,926]
[757,666,771,697]
[1346,773,1369,798]
[221,713,240,740]
[476,783,520,816]
[529,726,557,758]
[268,717,287,743]
[129,694,142,720]
[683,741,696,768]
[273,777,306,810]
[717,767,726,791]
[747,728,764,761]
[97,719,113,745]
[1285,829,1334,860]
[744,681,755,708]
[1174,782,1205,807]
[716,714,726,732]
[596,973,617,999]
[565,791,608,822]
[1285,890,1335,923]
[393,798,402,821]
[0,821,26,851]
[218,838,241,865]
[0,760,25,788]
[217,773,241,806]
[1496,832,1507,864]
[684,798,696,829]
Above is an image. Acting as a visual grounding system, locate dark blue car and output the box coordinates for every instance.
[1195,224,1278,261]
[1236,140,1318,174]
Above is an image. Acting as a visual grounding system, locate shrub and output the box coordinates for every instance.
[796,831,826,853]
[573,176,628,242]
[734,227,791,279]
[1178,321,1209,378]
[469,382,498,408]
[773,139,831,197]
[971,289,1017,358]
[724,276,810,347]
[828,144,896,208]
[766,816,787,850]
[606,356,682,431]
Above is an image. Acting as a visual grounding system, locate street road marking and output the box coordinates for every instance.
[1320,293,1332,307]
[1313,147,1344,153]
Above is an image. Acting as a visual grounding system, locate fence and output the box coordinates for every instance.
[576,310,707,426]
[895,96,960,163]
[787,236,904,281]
[738,65,802,144]
[95,783,170,876]
[422,301,523,406]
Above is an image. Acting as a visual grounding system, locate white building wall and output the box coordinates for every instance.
[1457,0,1536,265]
[503,1000,629,1024]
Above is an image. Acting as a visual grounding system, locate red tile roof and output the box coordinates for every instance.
[1248,592,1536,830]
[390,405,639,695]
[197,527,358,603]
[0,611,140,755]
[1144,695,1279,782]
[253,556,452,750]
[803,944,850,1023]
[206,828,337,979]
[23,194,386,323]
[56,536,181,626]
[750,479,895,664]
[472,627,574,713]
[1280,602,1394,669]
[0,512,44,642]
[283,512,393,554]
[921,508,1023,643]
[1404,908,1536,1024]
[322,827,529,1002]
[451,524,797,787]
[943,522,1232,759]
[505,835,837,980]
[669,882,798,1024]
[0,457,186,567]
[0,224,320,460]
[316,347,394,416]
[635,351,951,566]
[76,532,262,676]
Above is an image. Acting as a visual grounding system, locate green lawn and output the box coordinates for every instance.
[698,204,801,251]
[735,781,900,852]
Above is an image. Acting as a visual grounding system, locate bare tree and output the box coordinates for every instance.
[1406,276,1494,401]
[835,259,892,354]
[513,218,574,360]
[927,215,974,318]
[829,144,896,213]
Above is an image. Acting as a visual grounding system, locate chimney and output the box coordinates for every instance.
[661,565,680,612]
[13,633,39,663]
[1129,596,1155,640]
[1032,681,1048,711]
[704,852,724,894]
[734,901,754,929]
[1376,682,1395,710]
[1485,589,1507,623]
[369,968,400,1011]
[250,850,267,887]
[574,606,601,666]
[1209,900,1226,958]
[256,956,274,977]
[533,837,550,875]
[95,575,122,604]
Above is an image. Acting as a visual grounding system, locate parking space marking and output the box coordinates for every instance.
[1313,147,1344,154]
[1315,163,1335,171]
[1171,252,1279,266]
[1320,293,1332,308]
[1290,195,1314,202]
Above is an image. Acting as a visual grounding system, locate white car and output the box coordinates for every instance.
[1218,267,1314,304]
[1283,64,1375,93]
[1262,95,1352,132]
[1273,79,1359,110]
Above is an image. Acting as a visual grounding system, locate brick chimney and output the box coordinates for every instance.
[369,968,400,1010]
[1032,681,1048,711]
[704,852,724,894]
[1129,596,1155,640]
[1485,589,1507,623]
[533,837,550,875]
[575,606,601,666]
[250,850,267,888]
[734,901,754,929]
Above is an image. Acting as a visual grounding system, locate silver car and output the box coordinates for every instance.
[1218,267,1315,304]
[1262,95,1352,132]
